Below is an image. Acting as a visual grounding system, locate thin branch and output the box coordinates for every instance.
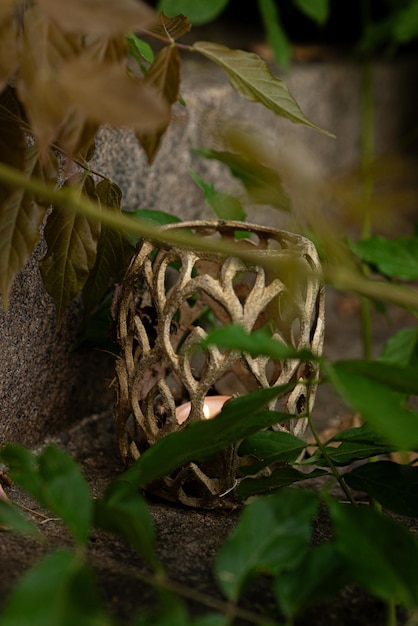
[92,554,279,626]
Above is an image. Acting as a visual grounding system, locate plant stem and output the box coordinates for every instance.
[307,405,357,506]
[93,555,279,626]
[359,0,375,361]
[0,162,276,268]
[386,598,397,626]
[2,160,418,311]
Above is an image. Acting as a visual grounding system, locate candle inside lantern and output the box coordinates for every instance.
[175,395,232,425]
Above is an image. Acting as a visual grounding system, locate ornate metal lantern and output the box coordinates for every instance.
[114,220,325,508]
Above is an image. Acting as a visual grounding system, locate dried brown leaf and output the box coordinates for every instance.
[82,180,133,317]
[136,45,180,163]
[56,112,99,162]
[59,58,170,133]
[149,12,192,40]
[40,174,101,325]
[0,145,58,306]
[0,7,18,91]
[83,34,128,64]
[36,0,158,35]
[16,9,81,153]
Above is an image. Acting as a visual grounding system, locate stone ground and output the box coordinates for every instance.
[1,286,417,626]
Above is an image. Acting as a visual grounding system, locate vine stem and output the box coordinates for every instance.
[386,598,397,626]
[1,161,418,310]
[307,409,357,506]
[359,0,375,362]
[92,555,279,626]
[0,162,276,268]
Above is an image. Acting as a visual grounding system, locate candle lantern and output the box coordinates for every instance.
[114,220,325,508]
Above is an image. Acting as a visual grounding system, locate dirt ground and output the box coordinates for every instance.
[1,287,417,626]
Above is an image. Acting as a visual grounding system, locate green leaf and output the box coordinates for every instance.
[351,235,418,280]
[394,2,418,43]
[1,444,93,545]
[257,0,291,67]
[305,440,396,467]
[327,422,391,444]
[333,360,418,396]
[380,327,418,368]
[189,169,246,221]
[326,361,418,449]
[94,481,162,571]
[214,489,318,601]
[274,542,347,618]
[126,32,155,74]
[124,208,181,245]
[238,430,308,469]
[202,324,316,361]
[38,445,93,545]
[82,180,133,318]
[0,500,41,538]
[193,42,334,137]
[126,208,181,228]
[120,384,297,488]
[294,0,329,25]
[344,461,418,517]
[0,550,111,626]
[235,466,327,499]
[156,0,228,25]
[194,148,291,210]
[40,173,101,325]
[0,445,44,501]
[329,499,418,606]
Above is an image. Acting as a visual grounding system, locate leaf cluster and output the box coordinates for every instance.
[2,348,418,625]
[0,0,330,323]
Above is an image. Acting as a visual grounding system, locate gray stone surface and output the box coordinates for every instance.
[1,54,416,447]
[92,56,418,228]
[0,242,116,447]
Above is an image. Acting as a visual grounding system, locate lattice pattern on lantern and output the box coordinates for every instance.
[114,221,325,508]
